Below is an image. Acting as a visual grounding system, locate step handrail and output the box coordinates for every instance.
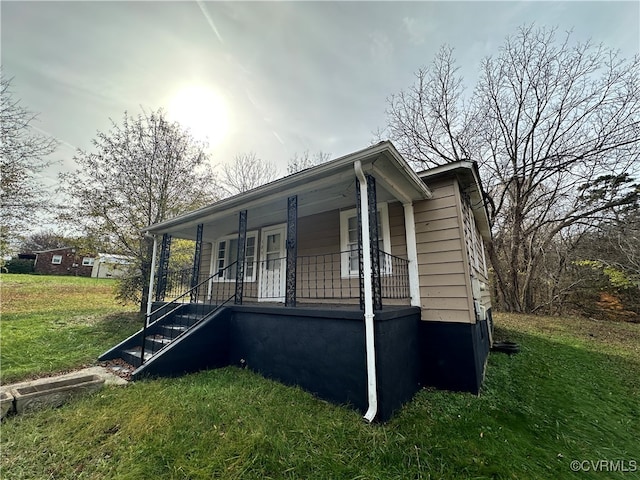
[140,296,234,364]
[140,261,238,364]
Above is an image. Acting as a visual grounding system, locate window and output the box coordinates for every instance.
[212,232,258,282]
[339,203,391,277]
[51,255,63,265]
[82,257,94,266]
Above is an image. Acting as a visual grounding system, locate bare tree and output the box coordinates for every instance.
[220,152,278,195]
[0,74,58,256]
[387,46,477,168]
[287,150,331,174]
[60,108,220,309]
[386,25,640,312]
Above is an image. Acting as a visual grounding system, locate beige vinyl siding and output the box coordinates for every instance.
[296,210,358,302]
[388,202,407,257]
[459,188,492,314]
[298,211,340,255]
[193,242,212,302]
[414,179,474,323]
[199,242,213,278]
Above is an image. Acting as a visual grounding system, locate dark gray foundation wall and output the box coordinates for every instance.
[137,303,490,420]
[418,317,491,394]
[228,305,421,422]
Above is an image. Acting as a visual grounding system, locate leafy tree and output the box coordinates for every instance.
[588,209,640,285]
[19,230,112,258]
[0,75,57,256]
[385,25,640,312]
[220,152,278,196]
[287,150,331,175]
[60,108,220,309]
[19,230,69,253]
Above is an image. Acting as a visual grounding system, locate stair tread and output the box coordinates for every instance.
[123,347,156,358]
[164,324,189,330]
[174,313,202,319]
[146,335,172,344]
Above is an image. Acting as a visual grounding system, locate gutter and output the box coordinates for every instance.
[354,160,378,423]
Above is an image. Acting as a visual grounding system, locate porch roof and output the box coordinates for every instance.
[143,141,432,242]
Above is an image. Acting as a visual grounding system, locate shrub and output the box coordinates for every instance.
[4,259,35,274]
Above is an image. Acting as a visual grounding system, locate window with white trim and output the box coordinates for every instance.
[339,203,391,278]
[212,232,258,282]
[51,255,63,264]
[82,257,94,266]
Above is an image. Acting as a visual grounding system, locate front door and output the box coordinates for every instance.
[259,224,286,302]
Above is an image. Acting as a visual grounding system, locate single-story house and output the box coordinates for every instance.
[101,141,493,421]
[91,253,134,279]
[34,247,95,277]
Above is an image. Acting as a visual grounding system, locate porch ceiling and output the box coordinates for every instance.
[144,141,432,242]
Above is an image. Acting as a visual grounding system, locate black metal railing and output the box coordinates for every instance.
[140,262,238,364]
[160,268,193,300]
[379,251,410,299]
[296,252,358,300]
[239,251,411,303]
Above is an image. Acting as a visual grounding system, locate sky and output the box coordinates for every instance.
[2,1,639,191]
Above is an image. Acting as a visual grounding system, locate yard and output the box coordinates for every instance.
[1,274,639,479]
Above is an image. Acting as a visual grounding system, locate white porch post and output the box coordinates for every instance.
[145,234,158,324]
[403,202,421,308]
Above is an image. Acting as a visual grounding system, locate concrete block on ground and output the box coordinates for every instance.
[10,373,105,414]
[0,390,14,419]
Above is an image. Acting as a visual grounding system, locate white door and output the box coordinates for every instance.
[259,224,286,301]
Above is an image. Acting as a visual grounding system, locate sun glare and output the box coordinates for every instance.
[168,85,229,146]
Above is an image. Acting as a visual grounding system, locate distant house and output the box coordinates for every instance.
[101,142,493,421]
[34,247,95,277]
[91,253,133,279]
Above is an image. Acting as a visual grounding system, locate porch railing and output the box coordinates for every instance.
[229,250,410,303]
[152,250,411,311]
[379,251,410,299]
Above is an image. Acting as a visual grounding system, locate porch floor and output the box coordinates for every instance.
[222,301,417,321]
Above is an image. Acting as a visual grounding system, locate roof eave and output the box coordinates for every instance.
[143,141,431,235]
[419,161,492,240]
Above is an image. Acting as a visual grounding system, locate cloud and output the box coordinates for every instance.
[369,32,393,62]
[402,16,433,45]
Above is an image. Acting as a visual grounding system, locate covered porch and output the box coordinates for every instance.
[145,142,431,313]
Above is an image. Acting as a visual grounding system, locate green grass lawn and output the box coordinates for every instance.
[1,274,639,479]
[0,274,140,383]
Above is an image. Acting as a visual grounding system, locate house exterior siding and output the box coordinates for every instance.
[34,248,94,277]
[413,179,474,323]
[460,190,491,316]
